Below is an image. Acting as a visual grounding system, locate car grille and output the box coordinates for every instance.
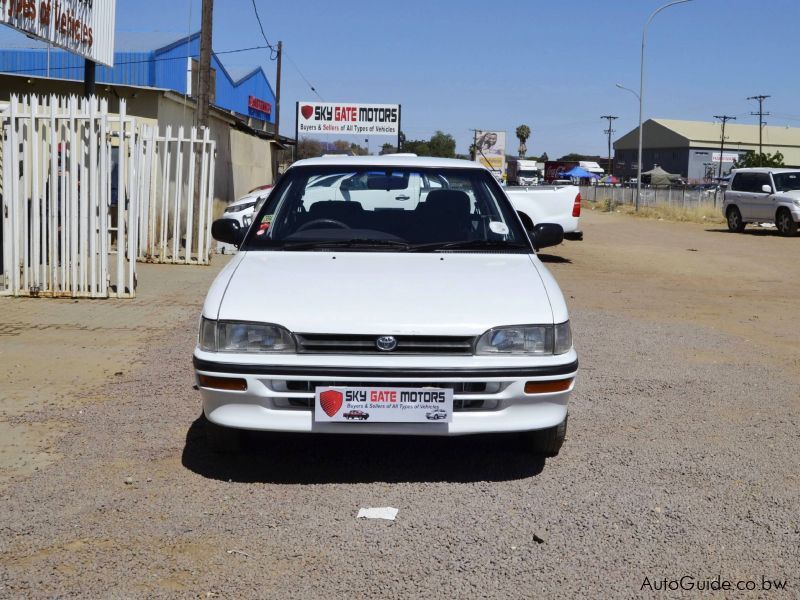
[269,380,504,412]
[294,333,475,355]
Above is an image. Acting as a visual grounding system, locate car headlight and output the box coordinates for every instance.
[476,321,572,355]
[199,318,295,353]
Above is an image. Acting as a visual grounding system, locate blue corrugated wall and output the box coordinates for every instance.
[1,37,276,123]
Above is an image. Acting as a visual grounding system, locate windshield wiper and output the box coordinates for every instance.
[281,238,411,251]
[410,240,530,252]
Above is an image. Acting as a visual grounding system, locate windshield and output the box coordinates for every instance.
[242,166,530,252]
[772,172,800,192]
[518,170,540,177]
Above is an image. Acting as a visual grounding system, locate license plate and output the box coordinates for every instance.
[314,386,453,423]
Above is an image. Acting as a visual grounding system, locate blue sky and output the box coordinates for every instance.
[5,0,800,157]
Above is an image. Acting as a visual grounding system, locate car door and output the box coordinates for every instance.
[752,173,776,220]
[733,173,758,220]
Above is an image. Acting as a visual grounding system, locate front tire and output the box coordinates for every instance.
[776,208,798,237]
[726,206,745,233]
[522,415,568,458]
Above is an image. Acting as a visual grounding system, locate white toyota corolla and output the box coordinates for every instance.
[195,155,578,457]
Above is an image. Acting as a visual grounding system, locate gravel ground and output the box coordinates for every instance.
[1,210,798,598]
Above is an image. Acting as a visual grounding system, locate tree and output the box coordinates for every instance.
[515,124,531,158]
[427,131,456,158]
[379,143,396,155]
[296,137,323,160]
[558,152,586,162]
[400,130,456,158]
[732,150,785,169]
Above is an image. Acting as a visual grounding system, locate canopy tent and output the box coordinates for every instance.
[600,175,619,184]
[641,166,681,186]
[561,166,600,179]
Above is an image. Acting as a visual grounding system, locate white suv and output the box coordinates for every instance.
[196,155,578,459]
[723,168,800,236]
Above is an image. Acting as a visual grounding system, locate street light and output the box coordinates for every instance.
[636,0,695,211]
[615,83,639,101]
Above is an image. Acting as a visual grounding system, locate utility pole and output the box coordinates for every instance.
[84,59,96,99]
[713,115,736,180]
[193,0,214,244]
[275,41,282,137]
[747,94,770,161]
[601,115,618,176]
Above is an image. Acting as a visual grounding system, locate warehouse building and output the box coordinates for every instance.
[0,31,277,130]
[614,119,800,183]
[0,31,287,207]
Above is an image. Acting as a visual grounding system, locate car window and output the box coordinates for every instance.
[243,166,529,252]
[754,173,772,191]
[772,172,800,192]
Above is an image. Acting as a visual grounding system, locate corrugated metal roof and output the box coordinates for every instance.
[654,118,800,148]
[0,28,192,53]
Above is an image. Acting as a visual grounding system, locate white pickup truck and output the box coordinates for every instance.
[505,185,583,241]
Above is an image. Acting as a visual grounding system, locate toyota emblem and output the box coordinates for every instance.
[376,335,398,352]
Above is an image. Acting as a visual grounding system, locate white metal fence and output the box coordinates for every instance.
[580,184,722,209]
[1,95,138,298]
[135,126,216,265]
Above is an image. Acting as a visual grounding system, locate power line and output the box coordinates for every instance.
[0,44,278,75]
[249,0,278,60]
[713,115,736,180]
[285,51,323,101]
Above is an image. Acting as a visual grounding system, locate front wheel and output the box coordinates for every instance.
[726,206,745,233]
[776,208,798,237]
[521,415,568,458]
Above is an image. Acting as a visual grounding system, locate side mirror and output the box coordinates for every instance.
[761,184,773,194]
[211,218,246,246]
[531,223,564,250]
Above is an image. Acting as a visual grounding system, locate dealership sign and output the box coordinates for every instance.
[296,102,400,136]
[0,0,117,66]
[712,152,738,163]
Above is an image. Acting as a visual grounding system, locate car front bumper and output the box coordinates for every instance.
[193,352,578,436]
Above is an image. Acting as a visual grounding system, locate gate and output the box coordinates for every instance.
[1,94,138,298]
[135,126,217,265]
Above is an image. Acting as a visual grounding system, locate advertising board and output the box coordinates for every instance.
[474,130,506,180]
[0,0,116,67]
[297,102,400,137]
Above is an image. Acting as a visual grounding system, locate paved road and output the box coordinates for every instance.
[1,210,797,598]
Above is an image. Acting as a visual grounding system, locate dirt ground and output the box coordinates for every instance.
[1,210,797,598]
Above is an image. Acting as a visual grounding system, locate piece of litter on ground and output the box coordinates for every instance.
[226,549,250,558]
[357,507,398,521]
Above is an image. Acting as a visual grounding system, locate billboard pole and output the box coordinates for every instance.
[397,105,402,152]
[84,59,96,98]
[294,102,299,161]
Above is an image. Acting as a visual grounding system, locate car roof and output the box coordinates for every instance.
[732,167,800,174]
[292,154,486,170]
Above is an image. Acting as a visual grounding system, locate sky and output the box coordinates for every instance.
[5,0,800,158]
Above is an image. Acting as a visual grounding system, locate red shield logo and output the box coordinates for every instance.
[300,105,314,119]
[319,390,343,417]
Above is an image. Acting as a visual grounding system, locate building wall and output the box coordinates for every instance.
[229,128,273,200]
[615,146,748,183]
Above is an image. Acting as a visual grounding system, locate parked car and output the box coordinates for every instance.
[217,186,273,253]
[505,184,583,241]
[343,410,370,420]
[425,408,448,420]
[196,155,577,460]
[723,168,800,236]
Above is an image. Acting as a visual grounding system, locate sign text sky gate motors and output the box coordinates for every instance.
[296,102,401,138]
[0,0,117,67]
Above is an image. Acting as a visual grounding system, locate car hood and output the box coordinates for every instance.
[778,189,800,200]
[215,252,553,335]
